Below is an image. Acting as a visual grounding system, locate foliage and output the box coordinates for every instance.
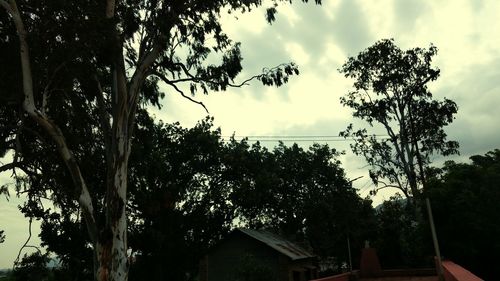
[229,142,376,265]
[11,117,369,280]
[427,149,500,280]
[0,230,4,244]
[339,39,459,203]
[128,117,236,281]
[12,252,52,281]
[373,195,431,268]
[0,1,321,280]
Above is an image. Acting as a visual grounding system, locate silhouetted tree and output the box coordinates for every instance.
[230,142,375,264]
[339,39,459,205]
[374,195,430,268]
[12,252,52,281]
[19,117,367,280]
[427,149,500,280]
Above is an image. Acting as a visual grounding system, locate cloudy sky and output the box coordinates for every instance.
[1,0,500,268]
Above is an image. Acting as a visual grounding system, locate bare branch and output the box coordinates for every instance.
[170,62,275,88]
[154,72,209,114]
[13,217,40,267]
[42,62,67,114]
[348,176,363,184]
[0,161,25,174]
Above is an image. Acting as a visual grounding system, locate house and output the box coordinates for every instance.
[200,228,318,281]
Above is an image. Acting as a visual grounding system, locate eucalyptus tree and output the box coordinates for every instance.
[0,1,320,280]
[339,39,459,204]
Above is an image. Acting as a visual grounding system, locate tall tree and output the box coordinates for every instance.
[339,39,459,204]
[0,1,320,280]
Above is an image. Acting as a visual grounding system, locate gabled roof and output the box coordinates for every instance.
[236,228,316,261]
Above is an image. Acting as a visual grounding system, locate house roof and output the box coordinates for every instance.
[236,228,316,261]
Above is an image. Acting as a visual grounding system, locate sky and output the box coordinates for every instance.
[1,0,500,268]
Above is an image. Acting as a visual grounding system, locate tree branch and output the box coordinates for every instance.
[0,0,13,14]
[154,72,209,114]
[13,217,41,267]
[1,0,35,112]
[2,0,98,245]
[374,181,408,197]
[42,62,66,114]
[129,40,163,103]
[0,161,25,174]
[171,62,274,88]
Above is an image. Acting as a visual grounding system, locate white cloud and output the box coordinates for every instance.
[219,7,268,36]
[285,42,311,65]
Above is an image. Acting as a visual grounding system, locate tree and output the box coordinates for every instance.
[427,149,500,280]
[0,229,5,244]
[18,117,235,281]
[12,252,52,281]
[127,117,238,281]
[230,142,375,266]
[374,195,431,268]
[9,112,373,279]
[16,116,367,280]
[0,1,320,280]
[339,39,459,204]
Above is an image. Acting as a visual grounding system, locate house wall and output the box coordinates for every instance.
[205,232,283,281]
[288,258,318,281]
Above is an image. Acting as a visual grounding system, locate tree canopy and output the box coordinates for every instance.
[339,39,459,203]
[11,117,369,281]
[0,1,321,280]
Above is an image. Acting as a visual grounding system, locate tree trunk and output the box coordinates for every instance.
[3,1,161,280]
[96,100,131,281]
[96,157,129,281]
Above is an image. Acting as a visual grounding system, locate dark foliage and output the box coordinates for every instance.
[1,0,321,279]
[12,252,51,281]
[374,195,432,269]
[9,116,367,280]
[427,149,500,280]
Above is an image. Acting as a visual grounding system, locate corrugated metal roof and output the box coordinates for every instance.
[237,228,316,260]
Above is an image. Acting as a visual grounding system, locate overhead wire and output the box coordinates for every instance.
[220,134,391,142]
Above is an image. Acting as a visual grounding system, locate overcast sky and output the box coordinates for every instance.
[2,0,500,268]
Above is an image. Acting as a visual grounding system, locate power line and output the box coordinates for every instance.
[242,139,356,142]
[223,135,389,138]
[220,134,391,142]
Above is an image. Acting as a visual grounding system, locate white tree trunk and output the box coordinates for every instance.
[96,112,130,281]
[2,1,163,280]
